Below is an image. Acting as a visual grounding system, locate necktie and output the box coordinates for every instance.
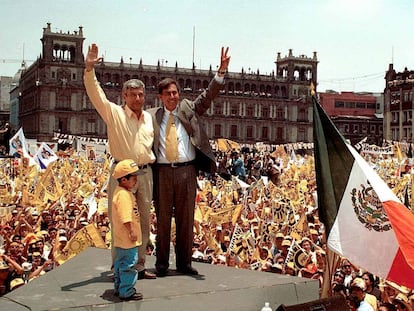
[165,113,178,162]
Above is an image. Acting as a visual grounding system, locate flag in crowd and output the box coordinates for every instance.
[313,94,414,289]
[34,142,59,169]
[54,224,106,265]
[9,128,36,166]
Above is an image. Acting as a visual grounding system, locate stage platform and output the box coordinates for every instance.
[1,247,319,311]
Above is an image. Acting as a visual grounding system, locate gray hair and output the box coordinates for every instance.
[122,79,145,94]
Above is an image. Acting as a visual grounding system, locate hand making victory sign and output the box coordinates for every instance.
[217,47,231,76]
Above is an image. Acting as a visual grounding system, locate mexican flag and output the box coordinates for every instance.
[313,95,414,289]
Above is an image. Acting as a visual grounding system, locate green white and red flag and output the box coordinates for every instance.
[313,95,414,289]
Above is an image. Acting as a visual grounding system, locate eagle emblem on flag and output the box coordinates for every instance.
[350,183,392,232]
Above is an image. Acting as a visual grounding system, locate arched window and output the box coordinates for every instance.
[228,82,234,95]
[69,46,76,62]
[184,78,192,90]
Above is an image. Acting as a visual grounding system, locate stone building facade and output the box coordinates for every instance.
[18,23,318,145]
[384,64,414,142]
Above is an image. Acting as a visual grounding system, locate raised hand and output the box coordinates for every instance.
[85,43,104,71]
[218,47,230,73]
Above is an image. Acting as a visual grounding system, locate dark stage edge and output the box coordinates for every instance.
[1,247,319,311]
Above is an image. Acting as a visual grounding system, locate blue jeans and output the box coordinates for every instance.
[114,246,138,298]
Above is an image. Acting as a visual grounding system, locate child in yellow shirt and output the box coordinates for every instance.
[112,159,144,301]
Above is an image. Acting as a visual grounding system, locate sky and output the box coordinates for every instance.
[1,0,414,93]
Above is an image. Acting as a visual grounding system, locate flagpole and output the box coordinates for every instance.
[192,25,195,68]
[321,247,340,298]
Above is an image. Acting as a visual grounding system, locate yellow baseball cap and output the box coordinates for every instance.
[112,159,143,179]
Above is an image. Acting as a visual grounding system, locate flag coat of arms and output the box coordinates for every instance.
[313,96,414,289]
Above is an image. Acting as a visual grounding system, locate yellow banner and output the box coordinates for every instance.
[207,204,243,226]
[54,224,106,265]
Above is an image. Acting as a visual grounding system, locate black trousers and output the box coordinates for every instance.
[153,164,197,271]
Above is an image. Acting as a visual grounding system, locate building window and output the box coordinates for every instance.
[230,125,238,139]
[214,103,223,115]
[276,127,283,141]
[335,101,344,108]
[230,103,238,116]
[281,86,287,98]
[391,129,396,140]
[352,124,359,133]
[246,105,254,117]
[262,106,269,118]
[404,92,409,102]
[58,118,68,133]
[276,107,284,120]
[392,112,399,123]
[87,119,95,134]
[298,108,306,121]
[403,127,411,140]
[246,126,253,139]
[51,71,56,79]
[262,126,269,140]
[57,91,70,109]
[344,124,349,133]
[72,73,77,81]
[391,92,400,105]
[297,128,305,141]
[345,102,355,108]
[356,102,365,109]
[362,124,367,134]
[403,110,412,123]
[370,125,376,133]
[214,124,221,137]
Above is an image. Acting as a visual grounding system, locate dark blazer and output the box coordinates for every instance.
[148,77,224,174]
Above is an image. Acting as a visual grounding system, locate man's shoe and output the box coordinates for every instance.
[119,292,143,301]
[138,269,156,280]
[177,266,198,275]
[156,269,168,277]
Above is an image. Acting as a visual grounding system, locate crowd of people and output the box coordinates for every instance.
[0,145,413,309]
[0,42,413,308]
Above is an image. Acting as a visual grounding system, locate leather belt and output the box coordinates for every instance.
[156,160,195,168]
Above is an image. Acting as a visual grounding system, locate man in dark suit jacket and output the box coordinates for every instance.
[149,47,230,276]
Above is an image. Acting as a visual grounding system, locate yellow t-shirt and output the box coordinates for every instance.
[112,185,142,249]
[364,293,378,311]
